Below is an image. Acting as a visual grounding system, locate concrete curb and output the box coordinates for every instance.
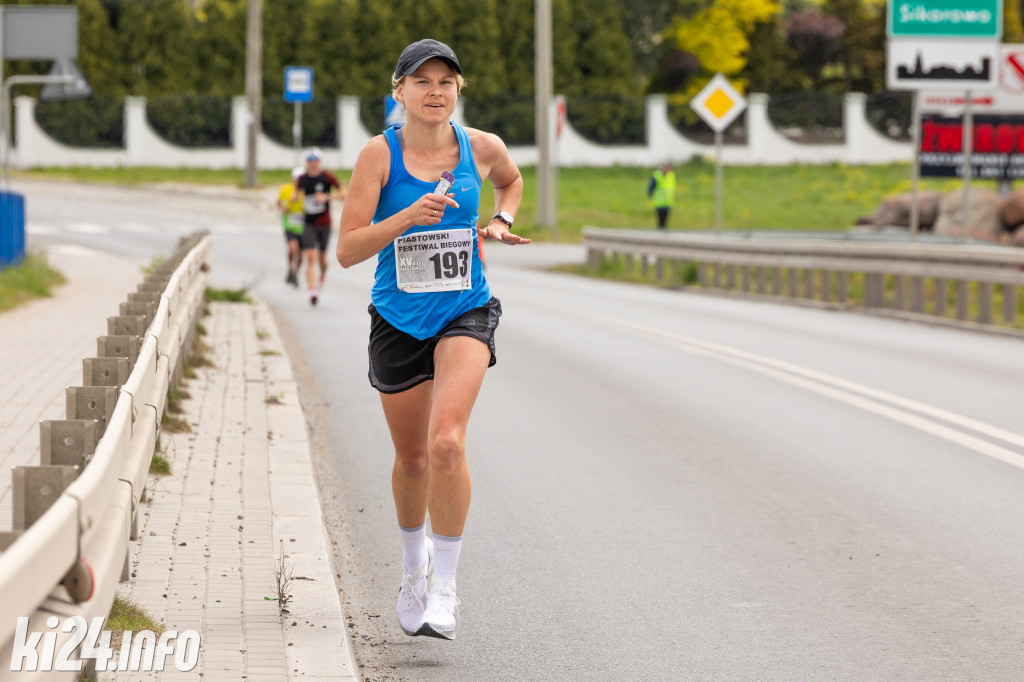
[106,297,357,681]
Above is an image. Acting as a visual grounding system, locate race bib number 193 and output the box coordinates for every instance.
[395,228,474,293]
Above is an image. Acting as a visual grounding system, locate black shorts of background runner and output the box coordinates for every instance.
[367,297,501,394]
[284,230,302,244]
[300,224,330,252]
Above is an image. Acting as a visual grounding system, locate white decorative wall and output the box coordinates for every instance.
[11,93,912,171]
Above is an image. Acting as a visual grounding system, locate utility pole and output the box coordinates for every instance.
[535,0,555,238]
[244,0,262,188]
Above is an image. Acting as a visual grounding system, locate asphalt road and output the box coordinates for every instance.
[21,180,1024,681]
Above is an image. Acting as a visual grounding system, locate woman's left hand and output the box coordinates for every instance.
[478,222,531,245]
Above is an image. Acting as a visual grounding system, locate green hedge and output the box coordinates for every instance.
[147,95,231,148]
[262,97,337,148]
[34,96,124,148]
[564,94,645,145]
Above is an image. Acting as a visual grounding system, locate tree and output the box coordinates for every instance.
[822,0,885,94]
[668,0,781,98]
[786,9,845,90]
[194,0,246,96]
[569,0,634,96]
[1004,0,1023,43]
[74,0,126,96]
[448,0,505,97]
[742,14,802,94]
[118,0,196,96]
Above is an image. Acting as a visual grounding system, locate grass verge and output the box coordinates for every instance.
[15,162,991,243]
[0,253,66,314]
[205,286,251,303]
[105,596,164,645]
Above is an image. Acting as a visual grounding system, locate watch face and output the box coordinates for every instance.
[497,211,513,225]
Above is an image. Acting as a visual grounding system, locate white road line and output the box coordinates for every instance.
[531,299,1024,471]
[25,223,57,235]
[66,222,110,234]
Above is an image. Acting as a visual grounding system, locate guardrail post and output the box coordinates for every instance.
[934,278,947,315]
[978,282,993,324]
[741,265,750,292]
[66,386,117,437]
[698,262,708,287]
[40,420,99,468]
[865,273,884,308]
[83,357,131,387]
[910,277,925,313]
[128,291,160,306]
[137,279,169,293]
[1002,284,1018,325]
[837,272,848,303]
[119,300,155,323]
[587,248,602,270]
[757,267,766,294]
[821,270,832,302]
[655,257,665,280]
[108,314,147,336]
[772,267,782,295]
[788,268,798,298]
[803,269,814,299]
[97,335,141,372]
[640,255,650,277]
[955,281,969,320]
[893,275,906,310]
[10,465,80,530]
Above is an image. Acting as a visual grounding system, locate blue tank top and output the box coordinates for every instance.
[371,122,490,340]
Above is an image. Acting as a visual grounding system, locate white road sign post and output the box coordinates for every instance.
[690,74,747,235]
[284,66,313,164]
[886,0,1001,242]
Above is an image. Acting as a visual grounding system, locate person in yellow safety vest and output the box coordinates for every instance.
[647,162,676,230]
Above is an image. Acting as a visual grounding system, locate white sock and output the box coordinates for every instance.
[399,523,427,574]
[432,532,462,588]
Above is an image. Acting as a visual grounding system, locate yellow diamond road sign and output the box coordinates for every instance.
[690,73,747,133]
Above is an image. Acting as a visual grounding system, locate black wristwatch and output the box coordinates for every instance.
[492,210,514,227]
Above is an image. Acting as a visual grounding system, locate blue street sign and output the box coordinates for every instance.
[284,66,314,103]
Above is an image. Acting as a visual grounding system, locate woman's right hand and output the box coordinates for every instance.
[405,192,460,227]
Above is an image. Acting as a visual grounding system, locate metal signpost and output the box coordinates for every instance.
[284,66,314,166]
[690,73,747,236]
[886,0,1002,242]
[0,6,90,269]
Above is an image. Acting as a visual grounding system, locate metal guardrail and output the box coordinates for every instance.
[0,232,211,679]
[583,228,1024,333]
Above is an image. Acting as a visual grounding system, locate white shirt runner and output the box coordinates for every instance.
[394,228,474,293]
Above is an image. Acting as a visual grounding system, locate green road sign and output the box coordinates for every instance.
[888,0,1002,38]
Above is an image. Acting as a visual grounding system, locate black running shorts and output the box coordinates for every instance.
[367,297,501,394]
[300,223,330,252]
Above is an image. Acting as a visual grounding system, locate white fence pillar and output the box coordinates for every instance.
[338,96,371,170]
[231,96,248,169]
[124,97,147,167]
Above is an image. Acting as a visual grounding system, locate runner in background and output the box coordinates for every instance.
[293,146,345,306]
[336,38,528,641]
[278,167,305,287]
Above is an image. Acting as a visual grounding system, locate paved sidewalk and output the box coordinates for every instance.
[108,298,357,681]
[0,245,357,681]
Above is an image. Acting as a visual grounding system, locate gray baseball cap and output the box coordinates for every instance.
[394,39,462,79]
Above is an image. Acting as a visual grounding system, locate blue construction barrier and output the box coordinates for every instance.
[0,190,26,269]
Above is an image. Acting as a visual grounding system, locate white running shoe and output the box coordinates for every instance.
[396,537,434,637]
[418,580,459,640]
